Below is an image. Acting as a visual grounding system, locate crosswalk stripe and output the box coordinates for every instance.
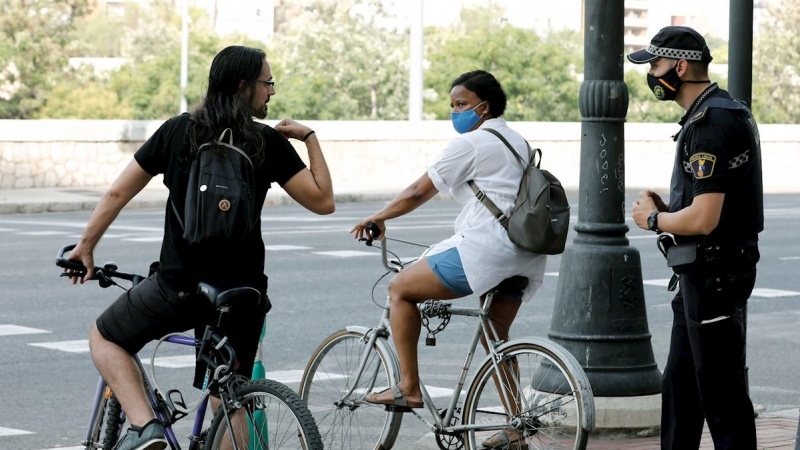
[0,228,18,232]
[142,355,196,368]
[29,339,90,353]
[33,447,83,450]
[16,231,71,236]
[0,325,50,337]
[265,245,313,251]
[124,236,163,242]
[0,426,33,436]
[312,250,376,258]
[751,288,800,298]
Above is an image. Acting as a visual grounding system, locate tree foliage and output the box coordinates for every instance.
[752,0,800,124]
[5,0,798,123]
[0,0,90,118]
[268,0,409,120]
[423,5,582,122]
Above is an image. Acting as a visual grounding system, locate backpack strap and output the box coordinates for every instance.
[467,128,540,229]
[197,128,255,169]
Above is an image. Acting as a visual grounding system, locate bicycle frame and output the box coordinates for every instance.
[347,236,533,436]
[84,334,210,450]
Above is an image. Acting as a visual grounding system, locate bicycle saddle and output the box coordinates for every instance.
[197,282,261,309]
[492,276,528,295]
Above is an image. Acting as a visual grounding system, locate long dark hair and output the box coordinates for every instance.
[186,46,266,168]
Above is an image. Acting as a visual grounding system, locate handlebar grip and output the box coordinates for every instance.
[365,222,381,238]
[55,244,87,271]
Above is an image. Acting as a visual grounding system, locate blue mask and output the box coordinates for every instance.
[450,101,486,134]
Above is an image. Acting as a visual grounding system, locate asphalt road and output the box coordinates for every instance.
[0,194,798,450]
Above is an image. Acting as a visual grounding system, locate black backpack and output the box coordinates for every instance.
[468,128,570,255]
[170,128,258,246]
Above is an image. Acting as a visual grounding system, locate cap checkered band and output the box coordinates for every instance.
[647,44,703,61]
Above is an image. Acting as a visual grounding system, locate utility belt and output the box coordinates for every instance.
[657,234,759,292]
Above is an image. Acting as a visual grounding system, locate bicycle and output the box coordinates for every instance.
[298,224,595,450]
[55,244,323,450]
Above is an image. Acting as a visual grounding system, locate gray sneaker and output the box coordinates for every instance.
[114,419,167,450]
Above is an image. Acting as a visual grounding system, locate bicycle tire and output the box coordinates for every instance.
[462,341,591,450]
[206,378,322,450]
[299,329,402,450]
[86,389,124,450]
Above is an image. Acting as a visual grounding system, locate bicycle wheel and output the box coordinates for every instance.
[299,329,402,450]
[86,387,124,450]
[462,341,591,450]
[206,378,322,450]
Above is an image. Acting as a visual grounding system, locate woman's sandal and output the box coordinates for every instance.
[364,385,424,409]
[480,429,529,450]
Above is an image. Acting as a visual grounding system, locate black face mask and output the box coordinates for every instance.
[647,63,683,101]
[647,62,711,102]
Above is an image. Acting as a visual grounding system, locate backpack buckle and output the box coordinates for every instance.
[498,214,510,227]
[475,189,487,201]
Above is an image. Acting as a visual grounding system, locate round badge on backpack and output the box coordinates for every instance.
[219,199,231,211]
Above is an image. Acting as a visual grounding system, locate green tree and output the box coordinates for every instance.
[752,0,800,124]
[268,0,409,120]
[0,0,90,118]
[423,5,582,122]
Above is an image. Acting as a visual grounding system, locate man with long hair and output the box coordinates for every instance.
[66,45,334,450]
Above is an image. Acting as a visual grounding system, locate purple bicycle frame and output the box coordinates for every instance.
[84,334,209,450]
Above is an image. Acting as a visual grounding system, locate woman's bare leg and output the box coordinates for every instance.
[367,257,461,404]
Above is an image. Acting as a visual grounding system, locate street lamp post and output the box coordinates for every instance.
[548,0,662,398]
[179,0,189,114]
[408,0,423,121]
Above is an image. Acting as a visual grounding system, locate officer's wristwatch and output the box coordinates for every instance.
[647,211,660,233]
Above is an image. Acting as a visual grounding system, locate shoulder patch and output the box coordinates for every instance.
[689,153,716,179]
[689,107,708,124]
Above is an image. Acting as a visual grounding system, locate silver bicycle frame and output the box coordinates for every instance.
[351,236,533,435]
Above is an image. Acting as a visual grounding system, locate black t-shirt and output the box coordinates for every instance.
[134,113,306,291]
[669,87,764,243]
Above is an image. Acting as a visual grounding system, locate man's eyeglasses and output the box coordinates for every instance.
[257,79,275,88]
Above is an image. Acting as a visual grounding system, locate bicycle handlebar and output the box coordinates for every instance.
[363,222,403,273]
[56,244,144,285]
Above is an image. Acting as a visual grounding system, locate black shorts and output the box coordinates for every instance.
[96,272,268,389]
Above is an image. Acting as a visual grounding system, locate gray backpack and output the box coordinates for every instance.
[468,128,570,255]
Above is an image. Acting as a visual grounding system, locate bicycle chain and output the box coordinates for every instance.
[421,300,452,347]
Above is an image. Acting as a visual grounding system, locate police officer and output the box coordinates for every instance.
[628,26,763,450]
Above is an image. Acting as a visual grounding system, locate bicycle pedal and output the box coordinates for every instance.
[385,404,413,413]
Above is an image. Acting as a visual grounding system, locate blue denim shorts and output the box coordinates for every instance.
[426,247,473,296]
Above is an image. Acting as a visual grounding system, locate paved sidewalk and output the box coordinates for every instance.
[585,417,798,449]
[415,414,799,450]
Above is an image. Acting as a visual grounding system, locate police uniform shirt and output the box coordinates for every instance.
[669,86,764,244]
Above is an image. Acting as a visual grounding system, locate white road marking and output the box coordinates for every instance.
[254,370,346,384]
[124,236,164,242]
[33,447,83,450]
[627,235,657,240]
[641,282,799,298]
[29,339,90,353]
[0,325,50,337]
[16,231,71,236]
[0,228,18,232]
[312,250,377,258]
[424,386,466,399]
[779,256,800,261]
[0,426,33,436]
[751,288,800,298]
[142,355,196,368]
[545,272,559,277]
[264,245,312,251]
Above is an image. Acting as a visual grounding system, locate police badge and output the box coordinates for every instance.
[689,153,716,179]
